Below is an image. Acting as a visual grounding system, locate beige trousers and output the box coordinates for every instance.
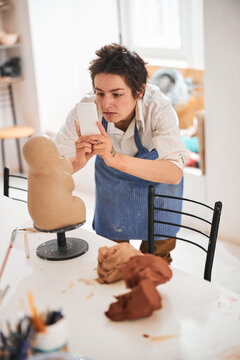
[140,238,176,264]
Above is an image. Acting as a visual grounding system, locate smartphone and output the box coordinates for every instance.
[76,102,100,136]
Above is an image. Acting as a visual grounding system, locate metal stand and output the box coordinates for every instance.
[34,222,88,261]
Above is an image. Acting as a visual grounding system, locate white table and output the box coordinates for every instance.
[0,196,240,360]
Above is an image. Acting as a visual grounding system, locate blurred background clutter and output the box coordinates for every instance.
[148,65,205,172]
[0,0,239,246]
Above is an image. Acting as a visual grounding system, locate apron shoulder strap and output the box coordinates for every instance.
[102,117,108,131]
[134,122,149,154]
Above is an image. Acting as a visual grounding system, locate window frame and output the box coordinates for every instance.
[118,0,203,68]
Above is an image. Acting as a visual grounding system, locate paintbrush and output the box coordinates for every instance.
[24,233,30,259]
[27,291,46,332]
[17,227,39,233]
[0,228,17,282]
[0,284,10,305]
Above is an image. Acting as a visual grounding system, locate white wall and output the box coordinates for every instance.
[27,0,119,134]
[0,0,119,174]
[204,0,240,244]
[188,0,204,69]
[24,0,119,193]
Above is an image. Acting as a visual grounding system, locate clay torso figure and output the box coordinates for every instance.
[23,135,86,230]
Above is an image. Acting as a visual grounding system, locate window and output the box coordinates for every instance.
[130,0,181,50]
[119,0,204,68]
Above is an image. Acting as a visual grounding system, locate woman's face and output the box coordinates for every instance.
[94,73,142,125]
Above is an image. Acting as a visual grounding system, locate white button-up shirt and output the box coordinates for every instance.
[55,84,188,171]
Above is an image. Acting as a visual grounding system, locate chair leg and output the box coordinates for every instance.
[16,138,23,173]
[8,84,17,126]
[1,139,6,169]
[148,185,155,254]
[3,167,9,197]
[1,138,23,174]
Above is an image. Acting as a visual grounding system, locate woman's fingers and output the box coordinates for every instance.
[82,134,106,144]
[75,121,107,146]
[91,148,110,158]
[86,151,96,160]
[74,121,115,163]
[92,143,106,151]
[75,141,92,150]
[85,148,92,154]
[97,122,108,137]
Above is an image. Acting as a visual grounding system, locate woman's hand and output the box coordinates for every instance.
[76,121,182,184]
[71,120,95,172]
[82,122,120,167]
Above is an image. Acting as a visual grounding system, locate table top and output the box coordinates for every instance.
[0,196,240,360]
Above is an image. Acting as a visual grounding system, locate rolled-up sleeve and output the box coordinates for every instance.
[151,102,189,171]
[55,93,97,158]
[54,108,78,158]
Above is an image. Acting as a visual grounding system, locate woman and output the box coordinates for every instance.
[55,43,188,264]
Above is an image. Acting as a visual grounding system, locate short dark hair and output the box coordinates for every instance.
[88,43,148,98]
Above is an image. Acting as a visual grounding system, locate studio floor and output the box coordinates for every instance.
[1,174,240,295]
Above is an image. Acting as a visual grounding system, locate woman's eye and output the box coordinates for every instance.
[96,92,104,97]
[113,93,121,97]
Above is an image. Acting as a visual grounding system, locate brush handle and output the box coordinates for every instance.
[0,245,12,281]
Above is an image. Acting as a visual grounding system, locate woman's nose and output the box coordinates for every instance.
[102,95,112,109]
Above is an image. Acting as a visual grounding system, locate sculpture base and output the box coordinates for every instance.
[34,221,88,261]
[36,237,88,261]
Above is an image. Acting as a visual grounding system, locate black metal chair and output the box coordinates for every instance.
[148,185,222,281]
[3,167,88,261]
[3,166,27,203]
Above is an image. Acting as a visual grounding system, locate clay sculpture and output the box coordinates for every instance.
[23,134,86,231]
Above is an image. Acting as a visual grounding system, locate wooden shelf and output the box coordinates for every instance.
[0,125,35,140]
[0,4,11,11]
[0,76,23,85]
[0,43,20,50]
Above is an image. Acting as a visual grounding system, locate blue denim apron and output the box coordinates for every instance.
[93,118,183,240]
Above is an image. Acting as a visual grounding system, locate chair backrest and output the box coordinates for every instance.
[3,167,27,203]
[148,185,222,281]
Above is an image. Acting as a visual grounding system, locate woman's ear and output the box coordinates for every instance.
[136,85,146,100]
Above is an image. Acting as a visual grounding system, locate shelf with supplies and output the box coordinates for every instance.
[0,73,34,174]
[0,76,23,85]
[0,43,20,50]
[147,65,205,175]
[0,4,11,12]
[0,1,32,174]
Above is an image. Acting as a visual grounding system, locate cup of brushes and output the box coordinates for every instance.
[28,291,68,354]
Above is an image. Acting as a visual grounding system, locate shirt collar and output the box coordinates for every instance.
[135,99,145,131]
